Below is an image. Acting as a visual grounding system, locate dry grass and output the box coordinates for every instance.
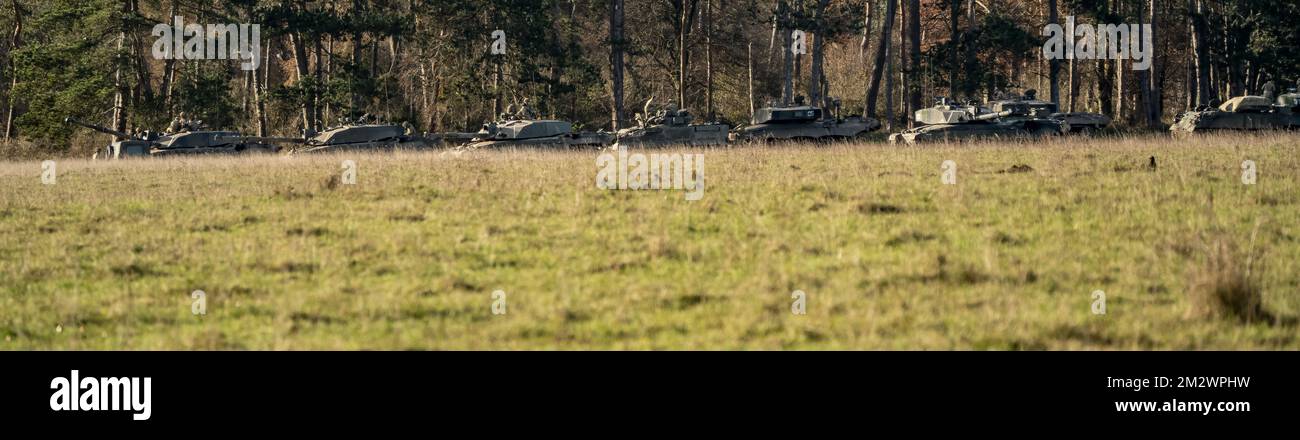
[1,133,1298,349]
[1186,220,1272,324]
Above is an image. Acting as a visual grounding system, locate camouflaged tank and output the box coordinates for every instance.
[614,107,728,148]
[65,117,278,159]
[1170,93,1300,136]
[731,106,880,142]
[290,124,432,154]
[887,99,1064,144]
[459,119,612,150]
[988,91,1111,134]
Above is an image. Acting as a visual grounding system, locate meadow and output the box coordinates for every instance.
[1,133,1297,349]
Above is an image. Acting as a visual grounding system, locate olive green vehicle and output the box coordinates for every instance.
[614,101,728,148]
[65,117,279,159]
[988,90,1111,134]
[1171,93,1300,136]
[888,97,1067,144]
[459,119,612,150]
[292,124,432,154]
[220,123,435,155]
[731,105,880,142]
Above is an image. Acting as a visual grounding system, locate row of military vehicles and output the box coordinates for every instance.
[67,88,1300,159]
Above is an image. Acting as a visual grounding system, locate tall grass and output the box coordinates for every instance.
[1,133,1298,349]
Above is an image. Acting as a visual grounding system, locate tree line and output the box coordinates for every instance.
[0,0,1296,154]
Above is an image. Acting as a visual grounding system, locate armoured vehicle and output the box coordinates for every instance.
[988,90,1111,134]
[289,124,432,154]
[66,117,278,159]
[459,119,613,150]
[1170,93,1300,136]
[220,124,432,154]
[888,98,1065,144]
[614,101,728,148]
[424,131,479,147]
[731,102,880,142]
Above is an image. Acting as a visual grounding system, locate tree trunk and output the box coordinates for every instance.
[808,0,829,109]
[110,0,129,136]
[780,1,793,105]
[865,0,895,118]
[705,0,714,120]
[3,0,23,141]
[610,0,625,130]
[949,0,959,98]
[126,1,152,110]
[676,0,697,109]
[160,0,179,117]
[1147,0,1162,126]
[1095,0,1113,118]
[905,0,920,127]
[748,42,755,120]
[884,1,897,131]
[1135,1,1152,127]
[249,3,267,137]
[290,31,317,134]
[860,0,872,61]
[351,0,364,115]
[1048,0,1060,105]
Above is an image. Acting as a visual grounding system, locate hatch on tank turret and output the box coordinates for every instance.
[752,106,822,124]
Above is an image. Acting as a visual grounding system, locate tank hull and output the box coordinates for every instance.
[1054,112,1111,132]
[733,116,880,142]
[888,119,1064,144]
[295,138,432,154]
[461,133,613,150]
[615,123,729,148]
[1171,111,1300,135]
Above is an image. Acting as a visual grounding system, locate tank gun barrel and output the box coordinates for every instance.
[64,117,135,140]
[973,110,1014,121]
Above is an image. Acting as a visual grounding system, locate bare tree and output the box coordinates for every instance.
[808,0,829,109]
[1147,0,1162,126]
[1190,0,1210,107]
[904,0,920,127]
[779,0,793,105]
[3,0,24,141]
[1048,0,1060,105]
[610,0,626,129]
[704,0,713,120]
[864,0,895,118]
[671,0,698,109]
[949,0,959,98]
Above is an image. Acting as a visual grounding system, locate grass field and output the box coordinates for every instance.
[1,133,1298,349]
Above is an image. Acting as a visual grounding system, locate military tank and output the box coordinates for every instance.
[887,98,1065,144]
[731,98,880,142]
[1170,92,1300,136]
[989,90,1110,134]
[219,116,435,154]
[614,99,728,148]
[291,124,432,154]
[65,117,278,159]
[458,119,612,150]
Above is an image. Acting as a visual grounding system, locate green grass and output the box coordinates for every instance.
[1,133,1298,349]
